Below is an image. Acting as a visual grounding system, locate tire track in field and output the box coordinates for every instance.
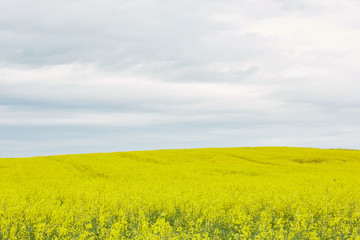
[50,157,109,179]
[218,153,280,166]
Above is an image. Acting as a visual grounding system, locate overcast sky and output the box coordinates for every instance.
[1,0,360,157]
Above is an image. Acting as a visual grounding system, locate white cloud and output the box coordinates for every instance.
[1,0,360,156]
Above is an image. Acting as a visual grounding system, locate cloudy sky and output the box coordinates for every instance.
[1,0,360,157]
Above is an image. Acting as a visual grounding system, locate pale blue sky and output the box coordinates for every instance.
[1,0,360,157]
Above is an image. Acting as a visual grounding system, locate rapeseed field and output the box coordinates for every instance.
[1,147,360,239]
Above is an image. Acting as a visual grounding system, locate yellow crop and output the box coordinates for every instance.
[1,147,360,239]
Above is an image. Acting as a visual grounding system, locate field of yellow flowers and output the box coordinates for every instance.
[1,147,360,239]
